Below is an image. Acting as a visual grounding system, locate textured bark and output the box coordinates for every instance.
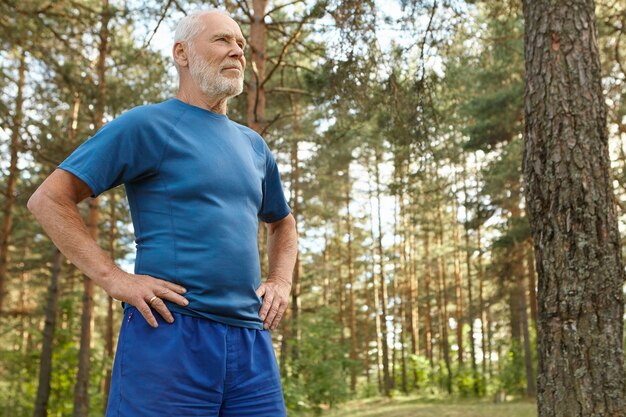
[523,1,625,415]
[0,47,25,314]
[73,3,109,415]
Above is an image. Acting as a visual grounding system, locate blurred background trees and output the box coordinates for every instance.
[1,0,624,416]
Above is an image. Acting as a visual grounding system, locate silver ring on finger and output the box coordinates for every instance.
[148,295,159,305]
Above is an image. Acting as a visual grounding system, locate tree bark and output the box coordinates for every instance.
[102,192,116,414]
[368,170,383,394]
[345,183,358,393]
[462,162,479,395]
[247,0,268,133]
[33,249,63,417]
[374,149,391,397]
[452,182,464,367]
[436,200,453,394]
[523,1,625,415]
[0,47,26,314]
[73,2,110,415]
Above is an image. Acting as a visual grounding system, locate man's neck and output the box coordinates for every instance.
[175,90,229,115]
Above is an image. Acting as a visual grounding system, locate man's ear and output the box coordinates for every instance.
[173,42,189,68]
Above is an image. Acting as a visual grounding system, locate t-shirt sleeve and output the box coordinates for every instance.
[57,107,166,198]
[258,140,291,223]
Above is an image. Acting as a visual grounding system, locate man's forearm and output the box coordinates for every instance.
[28,190,120,291]
[266,214,298,284]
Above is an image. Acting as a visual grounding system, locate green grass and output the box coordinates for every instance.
[314,395,537,417]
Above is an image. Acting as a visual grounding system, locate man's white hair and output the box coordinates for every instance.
[173,9,227,71]
[175,9,231,44]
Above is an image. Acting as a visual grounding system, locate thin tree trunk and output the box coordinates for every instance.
[436,200,453,394]
[423,215,434,369]
[102,192,116,413]
[452,182,464,367]
[289,103,301,376]
[525,240,538,328]
[0,47,26,313]
[518,270,536,397]
[345,184,358,393]
[73,3,110,415]
[368,175,383,394]
[374,149,391,397]
[33,249,63,417]
[247,0,268,133]
[476,223,487,379]
[462,163,479,395]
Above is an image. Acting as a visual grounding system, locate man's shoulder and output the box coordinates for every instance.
[229,121,268,157]
[230,120,260,138]
[113,99,184,127]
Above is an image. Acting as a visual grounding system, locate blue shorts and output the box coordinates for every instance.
[105,307,287,417]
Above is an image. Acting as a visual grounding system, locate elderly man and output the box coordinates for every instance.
[27,9,296,417]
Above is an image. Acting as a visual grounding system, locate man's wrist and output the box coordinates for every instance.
[267,276,292,286]
[99,264,124,294]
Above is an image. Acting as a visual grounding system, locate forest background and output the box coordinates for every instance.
[1,0,625,416]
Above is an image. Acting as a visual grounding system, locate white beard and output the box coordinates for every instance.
[188,48,244,99]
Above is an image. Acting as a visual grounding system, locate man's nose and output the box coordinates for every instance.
[229,43,244,59]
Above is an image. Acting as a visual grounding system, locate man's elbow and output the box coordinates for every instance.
[27,186,49,219]
[267,213,296,235]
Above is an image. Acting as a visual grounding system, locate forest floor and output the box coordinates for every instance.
[314,395,537,417]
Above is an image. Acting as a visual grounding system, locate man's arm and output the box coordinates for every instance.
[27,169,188,328]
[256,213,298,330]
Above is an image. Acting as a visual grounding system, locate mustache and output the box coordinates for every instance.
[220,61,243,71]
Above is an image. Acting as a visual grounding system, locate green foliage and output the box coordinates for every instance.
[497,341,527,397]
[283,307,354,414]
[452,365,486,398]
[407,354,434,392]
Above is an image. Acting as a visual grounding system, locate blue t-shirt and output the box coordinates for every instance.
[58,98,291,329]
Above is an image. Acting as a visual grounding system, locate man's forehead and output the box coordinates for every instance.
[199,12,244,38]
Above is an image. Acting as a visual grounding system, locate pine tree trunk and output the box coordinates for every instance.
[462,163,479,395]
[368,176,383,394]
[0,47,26,314]
[452,182,464,368]
[436,201,453,394]
[289,104,301,376]
[247,0,268,133]
[523,1,625,415]
[33,249,62,417]
[73,3,110,415]
[345,185,358,393]
[477,223,487,378]
[102,192,116,413]
[424,218,434,369]
[525,240,538,328]
[518,271,536,397]
[374,149,391,397]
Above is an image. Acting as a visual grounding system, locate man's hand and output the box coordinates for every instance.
[256,278,291,330]
[104,269,189,328]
